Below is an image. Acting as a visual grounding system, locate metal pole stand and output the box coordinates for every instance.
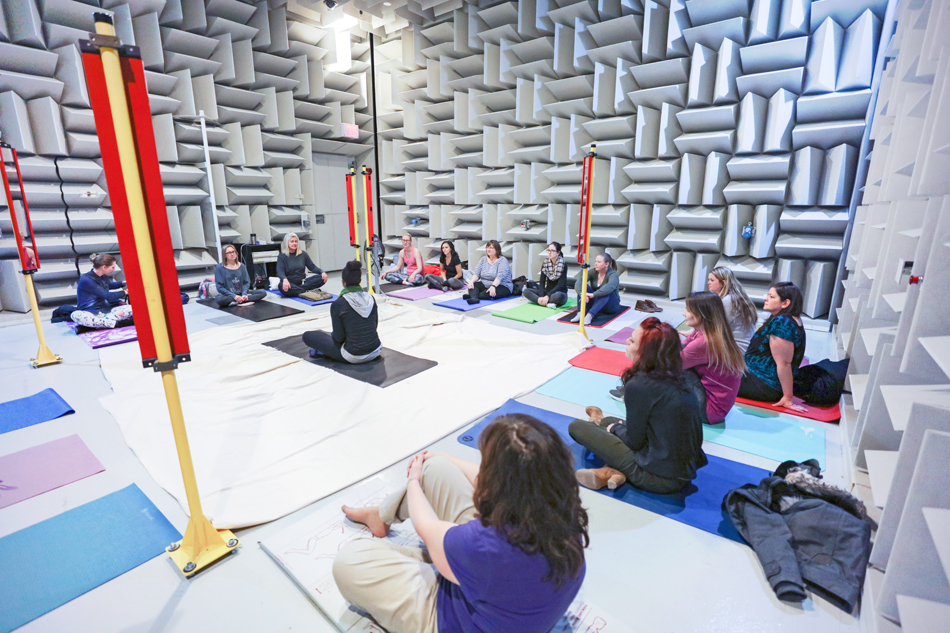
[25,274,63,368]
[82,14,237,577]
[575,145,597,340]
[361,167,377,294]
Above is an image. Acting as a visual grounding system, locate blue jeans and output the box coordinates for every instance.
[582,286,621,319]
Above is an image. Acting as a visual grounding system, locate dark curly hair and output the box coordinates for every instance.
[621,316,685,386]
[474,414,589,586]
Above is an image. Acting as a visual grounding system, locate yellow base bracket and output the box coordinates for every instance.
[24,274,63,368]
[577,266,591,341]
[166,514,239,577]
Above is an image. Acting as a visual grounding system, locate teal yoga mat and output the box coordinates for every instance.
[0,484,181,633]
[536,367,826,465]
[0,389,75,435]
[491,299,576,323]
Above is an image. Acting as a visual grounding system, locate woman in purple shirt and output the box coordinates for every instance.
[680,291,746,424]
[333,415,588,633]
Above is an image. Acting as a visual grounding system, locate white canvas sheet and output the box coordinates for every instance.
[98,301,587,527]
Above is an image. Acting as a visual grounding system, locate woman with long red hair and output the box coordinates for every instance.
[570,317,707,493]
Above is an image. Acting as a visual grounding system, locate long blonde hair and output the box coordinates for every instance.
[685,291,746,375]
[710,266,757,329]
[281,232,301,257]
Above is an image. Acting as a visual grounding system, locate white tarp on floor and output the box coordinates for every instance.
[98,301,587,527]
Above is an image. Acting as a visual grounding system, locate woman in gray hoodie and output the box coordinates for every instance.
[302,261,382,364]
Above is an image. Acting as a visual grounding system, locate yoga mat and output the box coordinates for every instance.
[433,294,517,312]
[0,435,105,510]
[0,389,75,435]
[568,346,628,376]
[536,367,827,464]
[491,299,577,323]
[265,289,337,306]
[606,326,634,345]
[0,484,181,633]
[207,314,245,326]
[197,299,304,322]
[456,399,767,542]
[263,335,438,388]
[735,396,841,423]
[379,283,406,293]
[557,306,630,328]
[388,286,446,301]
[67,323,138,349]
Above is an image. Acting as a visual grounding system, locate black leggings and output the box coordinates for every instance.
[471,281,512,300]
[302,330,346,363]
[215,289,266,307]
[522,288,567,307]
[737,371,783,402]
[281,275,325,298]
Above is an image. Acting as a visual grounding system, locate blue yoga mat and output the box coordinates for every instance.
[0,484,181,633]
[265,289,336,306]
[432,295,517,312]
[0,389,75,435]
[456,398,767,542]
[535,367,826,465]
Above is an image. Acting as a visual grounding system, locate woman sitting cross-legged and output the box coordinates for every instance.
[277,232,328,298]
[214,244,266,307]
[570,317,707,494]
[70,253,133,329]
[463,239,513,304]
[737,281,807,412]
[384,234,426,286]
[523,241,568,307]
[572,252,621,325]
[302,261,381,364]
[333,414,588,633]
[425,240,465,290]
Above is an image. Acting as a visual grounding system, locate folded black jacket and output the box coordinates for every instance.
[722,459,873,613]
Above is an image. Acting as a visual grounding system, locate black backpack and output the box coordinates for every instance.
[512,275,528,295]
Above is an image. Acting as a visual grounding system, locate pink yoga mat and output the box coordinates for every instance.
[388,286,447,301]
[0,435,105,510]
[606,326,634,344]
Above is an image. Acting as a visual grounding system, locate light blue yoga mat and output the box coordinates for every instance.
[0,389,75,435]
[536,367,826,465]
[0,484,181,633]
[432,295,517,312]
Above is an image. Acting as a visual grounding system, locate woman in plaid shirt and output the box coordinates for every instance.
[523,242,568,307]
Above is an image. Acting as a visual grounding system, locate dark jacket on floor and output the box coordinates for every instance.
[722,459,874,613]
[331,291,381,357]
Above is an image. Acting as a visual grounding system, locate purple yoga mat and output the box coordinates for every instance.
[0,435,105,510]
[69,324,138,349]
[388,286,447,301]
[605,326,634,344]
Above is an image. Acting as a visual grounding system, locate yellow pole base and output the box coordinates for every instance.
[166,514,239,577]
[24,274,63,368]
[577,267,591,341]
[31,344,63,368]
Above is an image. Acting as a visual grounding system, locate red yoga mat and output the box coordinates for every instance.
[734,396,841,423]
[568,346,630,376]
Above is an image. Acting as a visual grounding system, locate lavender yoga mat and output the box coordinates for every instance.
[606,326,634,344]
[388,286,447,301]
[67,323,138,349]
[0,435,104,510]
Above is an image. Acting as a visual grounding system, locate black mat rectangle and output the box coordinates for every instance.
[262,335,437,387]
[379,283,406,293]
[557,305,631,328]
[197,299,304,322]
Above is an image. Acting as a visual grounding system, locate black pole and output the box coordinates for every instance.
[368,33,383,240]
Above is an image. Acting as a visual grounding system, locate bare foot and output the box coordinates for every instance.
[342,505,390,538]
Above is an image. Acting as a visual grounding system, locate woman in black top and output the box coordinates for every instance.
[425,240,465,290]
[277,232,327,297]
[569,317,707,494]
[523,242,568,307]
[302,261,382,364]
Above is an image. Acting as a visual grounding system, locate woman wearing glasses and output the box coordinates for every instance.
[523,242,568,307]
[384,234,426,286]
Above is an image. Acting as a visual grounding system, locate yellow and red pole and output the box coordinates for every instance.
[576,145,597,340]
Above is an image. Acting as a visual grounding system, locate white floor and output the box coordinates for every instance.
[0,283,859,633]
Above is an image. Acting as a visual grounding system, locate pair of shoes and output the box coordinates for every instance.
[308,348,323,358]
[569,312,581,323]
[584,312,593,326]
[300,290,330,301]
[634,299,662,313]
[576,466,627,490]
[608,387,624,402]
[645,299,662,312]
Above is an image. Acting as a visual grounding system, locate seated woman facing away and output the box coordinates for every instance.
[707,266,758,354]
[571,317,707,494]
[571,252,621,325]
[425,240,465,290]
[214,244,266,307]
[463,239,512,303]
[277,232,327,298]
[302,261,381,364]
[70,253,132,329]
[334,414,588,633]
[384,234,425,286]
[737,281,807,412]
[523,241,568,307]
[679,291,746,425]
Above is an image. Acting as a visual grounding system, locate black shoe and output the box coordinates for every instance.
[609,387,624,402]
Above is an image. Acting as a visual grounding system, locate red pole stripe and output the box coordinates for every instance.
[10,148,40,270]
[363,170,374,241]
[346,173,357,246]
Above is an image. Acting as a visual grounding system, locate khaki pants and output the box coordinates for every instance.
[332,456,479,633]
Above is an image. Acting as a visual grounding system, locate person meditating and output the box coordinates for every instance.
[425,240,465,290]
[214,244,266,307]
[384,234,425,286]
[302,261,381,364]
[277,232,327,298]
[70,253,132,329]
[707,266,758,353]
[571,317,707,493]
[523,242,568,307]
[572,252,621,325]
[463,239,512,304]
[333,414,588,633]
[737,281,807,412]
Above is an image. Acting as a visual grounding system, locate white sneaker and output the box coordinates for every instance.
[569,312,581,323]
[584,313,593,325]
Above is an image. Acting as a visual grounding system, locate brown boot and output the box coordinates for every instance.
[586,406,604,425]
[635,299,652,313]
[645,300,662,312]
[576,466,627,490]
